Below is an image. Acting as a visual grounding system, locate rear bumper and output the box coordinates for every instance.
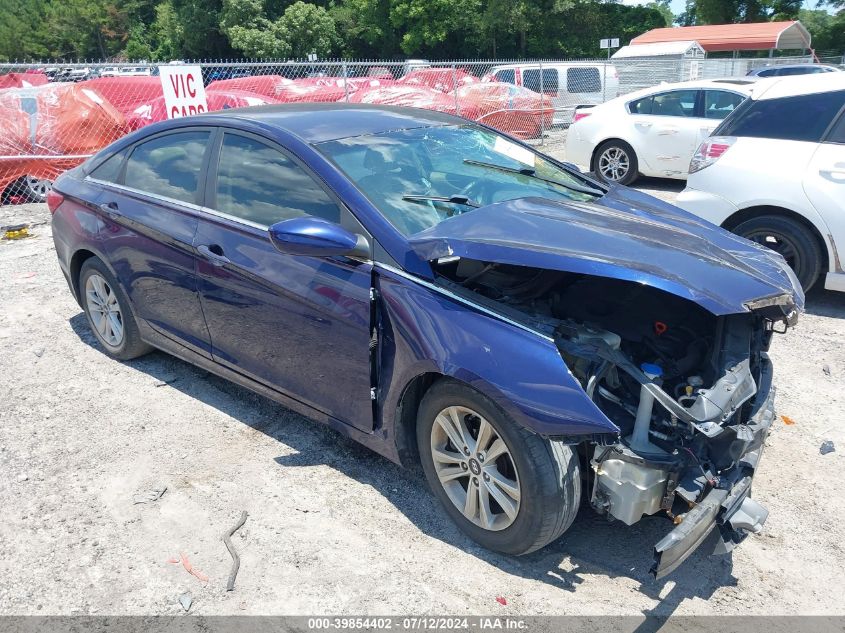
[675,187,739,227]
[651,356,775,579]
[563,125,593,171]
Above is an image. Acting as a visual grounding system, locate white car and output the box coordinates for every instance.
[677,73,845,292]
[565,79,755,184]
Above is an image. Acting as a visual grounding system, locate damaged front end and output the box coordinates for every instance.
[430,258,797,578]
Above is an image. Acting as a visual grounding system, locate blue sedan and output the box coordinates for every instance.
[49,104,802,578]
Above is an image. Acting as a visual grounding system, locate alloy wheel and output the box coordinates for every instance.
[598,146,630,181]
[430,405,521,531]
[24,176,52,202]
[85,273,124,348]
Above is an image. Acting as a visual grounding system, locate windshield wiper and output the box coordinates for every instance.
[463,159,603,197]
[402,193,481,208]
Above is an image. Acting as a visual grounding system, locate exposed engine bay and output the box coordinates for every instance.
[433,257,795,577]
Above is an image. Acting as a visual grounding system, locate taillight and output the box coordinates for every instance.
[46,190,64,214]
[689,136,736,174]
[573,111,591,123]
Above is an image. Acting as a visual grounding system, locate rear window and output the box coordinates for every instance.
[523,68,558,93]
[716,90,845,143]
[566,67,600,93]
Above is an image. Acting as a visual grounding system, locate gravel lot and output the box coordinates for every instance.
[1,173,844,617]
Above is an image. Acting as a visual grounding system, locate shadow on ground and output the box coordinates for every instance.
[67,303,760,616]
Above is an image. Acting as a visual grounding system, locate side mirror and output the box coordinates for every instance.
[268,217,370,259]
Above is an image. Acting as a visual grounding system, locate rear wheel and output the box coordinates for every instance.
[417,379,580,555]
[593,140,638,185]
[732,214,823,291]
[79,257,152,360]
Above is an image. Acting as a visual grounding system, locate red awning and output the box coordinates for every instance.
[630,21,811,52]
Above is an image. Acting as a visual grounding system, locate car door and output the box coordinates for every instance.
[804,111,845,259]
[92,128,213,357]
[628,89,702,176]
[193,130,374,432]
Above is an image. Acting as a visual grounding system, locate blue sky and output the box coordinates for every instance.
[621,0,688,17]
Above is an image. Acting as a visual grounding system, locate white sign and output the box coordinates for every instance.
[159,65,208,119]
[600,38,620,49]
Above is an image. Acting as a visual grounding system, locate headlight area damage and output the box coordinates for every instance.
[410,196,803,578]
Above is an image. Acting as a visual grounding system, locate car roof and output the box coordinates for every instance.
[751,72,845,100]
[618,78,756,103]
[199,103,464,143]
[750,63,840,74]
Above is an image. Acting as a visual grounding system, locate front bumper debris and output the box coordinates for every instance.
[651,357,776,579]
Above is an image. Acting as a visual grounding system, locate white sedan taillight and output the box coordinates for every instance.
[573,111,591,123]
[689,136,736,174]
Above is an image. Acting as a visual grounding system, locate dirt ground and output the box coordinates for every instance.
[1,178,844,617]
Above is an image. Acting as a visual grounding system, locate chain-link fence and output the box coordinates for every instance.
[0,54,841,205]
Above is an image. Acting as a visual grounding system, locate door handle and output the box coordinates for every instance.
[197,244,230,266]
[98,201,121,219]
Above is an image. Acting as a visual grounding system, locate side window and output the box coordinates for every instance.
[214,134,340,227]
[827,115,845,144]
[756,68,778,77]
[629,96,653,114]
[89,148,128,183]
[523,68,558,93]
[495,69,515,84]
[650,90,698,117]
[566,67,600,93]
[123,131,209,204]
[718,90,845,143]
[703,90,745,120]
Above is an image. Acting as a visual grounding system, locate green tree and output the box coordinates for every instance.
[389,0,481,56]
[645,0,674,26]
[279,1,338,57]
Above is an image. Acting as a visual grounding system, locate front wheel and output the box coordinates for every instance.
[417,379,581,555]
[732,214,823,291]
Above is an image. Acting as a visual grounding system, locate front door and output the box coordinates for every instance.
[194,131,374,431]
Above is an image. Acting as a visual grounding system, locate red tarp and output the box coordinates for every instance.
[398,68,479,93]
[208,76,347,103]
[458,82,553,139]
[79,76,164,117]
[0,83,127,192]
[126,89,280,129]
[349,84,481,119]
[0,72,49,89]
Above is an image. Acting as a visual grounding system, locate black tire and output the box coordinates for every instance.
[732,214,823,291]
[593,139,639,185]
[79,257,152,360]
[416,379,580,556]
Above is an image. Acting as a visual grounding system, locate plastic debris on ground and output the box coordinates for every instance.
[132,486,167,504]
[820,441,835,455]
[178,592,192,612]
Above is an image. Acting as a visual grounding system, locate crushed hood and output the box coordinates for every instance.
[408,194,804,317]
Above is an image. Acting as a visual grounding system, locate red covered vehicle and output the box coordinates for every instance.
[126,89,279,129]
[208,76,347,103]
[0,83,127,201]
[457,82,553,139]
[398,68,478,93]
[349,84,481,120]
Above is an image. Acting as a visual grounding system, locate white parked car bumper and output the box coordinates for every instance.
[675,187,739,226]
[564,125,593,172]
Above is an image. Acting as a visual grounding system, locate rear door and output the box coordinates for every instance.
[93,128,213,357]
[193,130,375,431]
[804,106,845,258]
[628,89,702,176]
